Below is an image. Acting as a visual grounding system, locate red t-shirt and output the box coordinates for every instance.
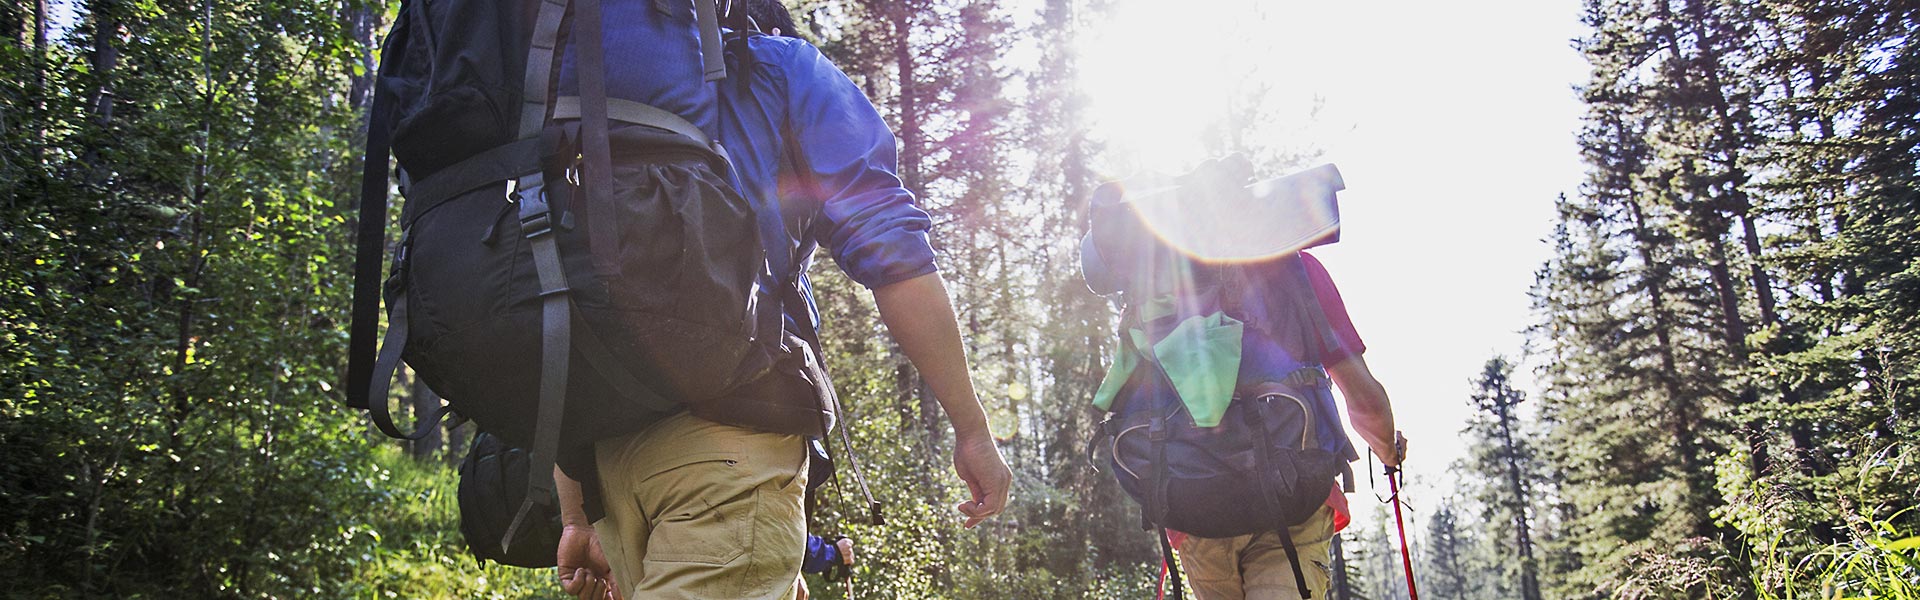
[1300,252,1366,365]
[1299,252,1362,532]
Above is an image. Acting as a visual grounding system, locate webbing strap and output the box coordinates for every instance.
[785,279,883,526]
[345,8,409,413]
[1282,255,1358,491]
[519,0,569,140]
[1158,528,1185,600]
[399,138,542,226]
[575,0,619,277]
[551,95,718,153]
[503,173,570,555]
[1147,413,1169,525]
[695,0,725,81]
[1139,336,1179,526]
[1282,256,1339,375]
[1246,401,1314,598]
[364,287,448,440]
[499,0,574,553]
[1277,528,1313,599]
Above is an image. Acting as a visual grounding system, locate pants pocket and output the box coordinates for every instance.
[640,458,752,566]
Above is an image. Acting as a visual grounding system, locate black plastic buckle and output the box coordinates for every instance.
[509,177,553,240]
[1288,365,1330,388]
[520,210,554,239]
[1148,415,1169,441]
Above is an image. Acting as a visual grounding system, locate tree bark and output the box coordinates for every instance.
[409,375,443,460]
[87,0,118,130]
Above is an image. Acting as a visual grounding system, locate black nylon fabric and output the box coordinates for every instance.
[1108,377,1343,538]
[394,129,783,451]
[458,431,563,568]
[352,0,841,571]
[384,0,540,179]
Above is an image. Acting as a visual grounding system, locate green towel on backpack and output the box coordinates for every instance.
[1153,312,1243,427]
[1091,334,1139,412]
[1092,312,1244,428]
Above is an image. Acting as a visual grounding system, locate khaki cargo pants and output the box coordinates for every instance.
[593,412,810,600]
[1177,506,1337,600]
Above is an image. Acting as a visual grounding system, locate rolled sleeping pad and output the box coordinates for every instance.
[1123,162,1345,262]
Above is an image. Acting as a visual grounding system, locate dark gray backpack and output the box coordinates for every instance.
[344,0,836,554]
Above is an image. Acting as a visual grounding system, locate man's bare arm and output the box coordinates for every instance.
[553,467,616,600]
[1328,354,1403,467]
[870,272,1013,528]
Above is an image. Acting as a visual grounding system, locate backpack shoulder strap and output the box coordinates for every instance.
[1284,255,1341,368]
[506,0,589,557]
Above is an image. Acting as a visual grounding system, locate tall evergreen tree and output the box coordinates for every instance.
[1421,500,1486,600]
[1536,1,1918,597]
[1464,357,1544,600]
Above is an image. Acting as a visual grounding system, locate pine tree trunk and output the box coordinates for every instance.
[1494,393,1542,600]
[409,377,442,460]
[346,1,378,129]
[31,0,47,161]
[883,2,944,475]
[87,0,118,130]
[83,0,119,175]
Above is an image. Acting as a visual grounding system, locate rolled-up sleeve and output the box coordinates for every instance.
[783,42,937,288]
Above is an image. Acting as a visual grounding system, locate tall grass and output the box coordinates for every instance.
[1746,445,1919,600]
[344,445,564,599]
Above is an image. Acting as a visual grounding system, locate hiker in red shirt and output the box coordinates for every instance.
[1083,156,1405,600]
[1170,251,1404,600]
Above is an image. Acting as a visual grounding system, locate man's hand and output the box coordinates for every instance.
[1377,431,1409,470]
[953,430,1012,529]
[557,524,619,600]
[870,273,1015,528]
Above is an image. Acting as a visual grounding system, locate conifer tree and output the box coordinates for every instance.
[1422,500,1485,600]
[1465,357,1543,600]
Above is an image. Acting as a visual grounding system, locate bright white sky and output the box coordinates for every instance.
[1076,0,1591,520]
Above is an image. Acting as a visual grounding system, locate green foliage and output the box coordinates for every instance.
[342,447,562,600]
[0,0,548,596]
[1522,0,1920,597]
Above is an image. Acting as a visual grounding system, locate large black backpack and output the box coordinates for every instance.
[344,0,837,554]
[1084,157,1354,599]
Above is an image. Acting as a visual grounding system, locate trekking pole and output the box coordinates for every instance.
[1383,432,1419,600]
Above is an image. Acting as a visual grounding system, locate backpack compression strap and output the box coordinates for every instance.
[501,0,582,556]
[784,276,884,526]
[346,5,448,440]
[1157,528,1186,600]
[1242,393,1317,598]
[776,109,882,526]
[1276,256,1358,492]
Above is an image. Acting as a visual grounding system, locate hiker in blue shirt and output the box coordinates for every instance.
[552,2,1014,599]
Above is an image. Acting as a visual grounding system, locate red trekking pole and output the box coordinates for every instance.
[1383,432,1419,600]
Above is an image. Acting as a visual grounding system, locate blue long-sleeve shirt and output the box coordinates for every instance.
[715,34,939,296]
[801,534,845,575]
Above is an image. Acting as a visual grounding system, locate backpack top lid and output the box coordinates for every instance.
[1096,158,1343,264]
[1084,157,1344,299]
